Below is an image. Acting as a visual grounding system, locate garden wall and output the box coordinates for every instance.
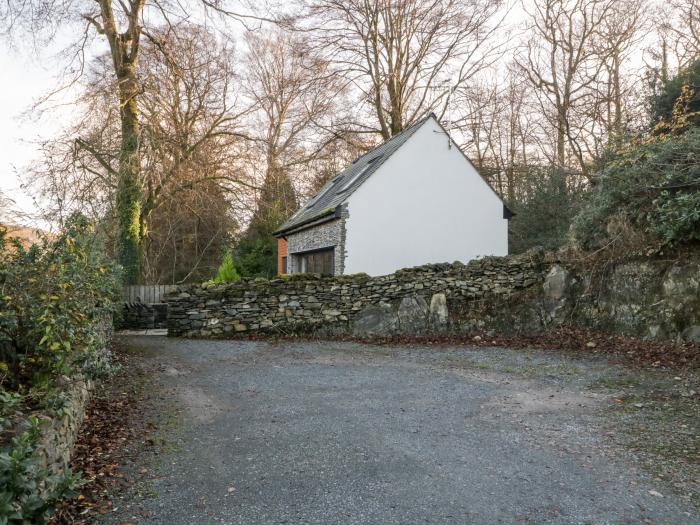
[36,378,93,483]
[118,302,169,330]
[35,315,113,481]
[165,248,700,343]
[166,250,546,337]
[5,315,114,503]
[543,254,700,342]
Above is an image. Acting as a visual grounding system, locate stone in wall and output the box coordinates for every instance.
[661,260,700,341]
[397,295,429,332]
[429,293,448,327]
[36,378,92,483]
[7,315,113,501]
[542,264,576,325]
[118,303,169,330]
[352,302,397,336]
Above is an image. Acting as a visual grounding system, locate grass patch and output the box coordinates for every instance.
[591,375,640,390]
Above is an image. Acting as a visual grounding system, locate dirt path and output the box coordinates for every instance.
[102,336,699,525]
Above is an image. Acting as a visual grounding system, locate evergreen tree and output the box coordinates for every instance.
[234,168,298,278]
[212,252,240,283]
[651,58,700,130]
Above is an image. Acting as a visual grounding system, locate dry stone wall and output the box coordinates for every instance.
[450,254,700,343]
[166,248,700,343]
[36,378,93,482]
[31,315,112,498]
[118,302,169,330]
[166,250,545,338]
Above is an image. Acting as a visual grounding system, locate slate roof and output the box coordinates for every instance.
[274,113,434,236]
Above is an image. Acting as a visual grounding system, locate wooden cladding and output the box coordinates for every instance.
[299,249,334,276]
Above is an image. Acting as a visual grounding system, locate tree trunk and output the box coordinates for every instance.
[611,50,622,146]
[116,71,143,284]
[556,112,567,169]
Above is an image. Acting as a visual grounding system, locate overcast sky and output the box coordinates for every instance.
[0,48,58,221]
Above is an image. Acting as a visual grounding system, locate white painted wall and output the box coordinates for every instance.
[343,116,508,276]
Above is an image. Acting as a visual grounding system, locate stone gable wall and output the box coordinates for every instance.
[166,250,544,338]
[285,216,346,275]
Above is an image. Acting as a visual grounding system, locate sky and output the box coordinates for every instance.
[0,48,58,222]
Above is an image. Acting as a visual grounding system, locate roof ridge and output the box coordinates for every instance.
[348,113,433,166]
[275,114,435,236]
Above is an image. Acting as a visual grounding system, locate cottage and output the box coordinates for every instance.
[274,113,512,277]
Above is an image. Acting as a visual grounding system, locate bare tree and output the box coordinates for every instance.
[25,24,251,280]
[144,176,238,284]
[304,132,374,192]
[593,0,646,147]
[1,0,266,282]
[670,0,700,67]
[516,0,616,174]
[455,71,539,203]
[0,191,17,225]
[298,0,506,139]
[137,26,252,234]
[242,28,344,230]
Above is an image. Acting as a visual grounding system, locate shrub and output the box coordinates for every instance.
[0,417,82,525]
[0,214,119,524]
[233,235,277,279]
[571,128,700,250]
[508,167,587,253]
[653,188,700,244]
[211,252,240,284]
[651,58,700,130]
[0,215,120,392]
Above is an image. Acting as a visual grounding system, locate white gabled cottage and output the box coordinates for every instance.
[274,113,512,277]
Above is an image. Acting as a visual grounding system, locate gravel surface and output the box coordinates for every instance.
[103,336,699,525]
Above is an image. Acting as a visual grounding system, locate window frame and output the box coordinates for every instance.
[295,247,335,276]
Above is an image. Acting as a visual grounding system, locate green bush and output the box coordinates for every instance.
[211,251,240,284]
[0,417,82,525]
[0,215,120,392]
[571,129,700,249]
[653,188,700,244]
[651,58,700,130]
[508,167,587,253]
[0,214,119,524]
[233,236,277,279]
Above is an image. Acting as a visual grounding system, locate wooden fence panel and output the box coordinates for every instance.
[123,284,178,304]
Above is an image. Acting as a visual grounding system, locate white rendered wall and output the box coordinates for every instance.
[343,117,508,276]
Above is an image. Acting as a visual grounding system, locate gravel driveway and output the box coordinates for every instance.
[105,336,699,525]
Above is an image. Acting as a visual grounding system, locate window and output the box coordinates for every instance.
[305,175,343,207]
[298,249,334,276]
[282,256,288,274]
[338,165,370,193]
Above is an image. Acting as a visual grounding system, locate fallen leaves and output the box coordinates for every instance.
[264,326,699,370]
[50,342,152,524]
